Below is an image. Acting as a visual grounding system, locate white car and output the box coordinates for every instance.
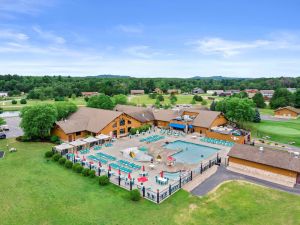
[0,125,9,131]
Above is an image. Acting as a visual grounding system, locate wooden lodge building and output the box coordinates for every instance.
[274,106,300,119]
[52,105,250,144]
[228,144,300,187]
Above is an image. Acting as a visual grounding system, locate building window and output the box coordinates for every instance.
[120,119,125,126]
[113,130,117,137]
[128,120,132,124]
[76,132,81,136]
[120,128,125,134]
[128,127,131,132]
[112,123,117,128]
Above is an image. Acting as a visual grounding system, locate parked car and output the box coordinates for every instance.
[0,132,6,139]
[0,125,9,131]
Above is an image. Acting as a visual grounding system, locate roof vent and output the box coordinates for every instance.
[259,147,264,152]
[293,152,300,158]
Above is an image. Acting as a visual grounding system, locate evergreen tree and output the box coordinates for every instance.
[253,108,261,123]
[294,89,300,108]
[210,101,216,111]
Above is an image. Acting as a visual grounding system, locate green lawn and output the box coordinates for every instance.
[245,118,300,147]
[129,94,221,106]
[1,139,300,225]
[0,97,86,111]
[259,107,274,115]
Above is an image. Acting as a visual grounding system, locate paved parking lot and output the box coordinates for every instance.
[191,166,300,196]
[2,116,23,138]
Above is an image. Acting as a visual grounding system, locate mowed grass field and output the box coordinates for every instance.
[0,97,86,111]
[1,139,300,225]
[129,94,222,106]
[245,118,300,147]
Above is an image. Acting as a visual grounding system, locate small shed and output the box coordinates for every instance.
[130,90,145,95]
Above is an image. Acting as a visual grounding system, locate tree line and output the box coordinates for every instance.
[0,75,299,98]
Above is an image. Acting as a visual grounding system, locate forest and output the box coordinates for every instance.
[0,74,299,98]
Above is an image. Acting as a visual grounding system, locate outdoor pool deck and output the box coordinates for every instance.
[65,129,231,202]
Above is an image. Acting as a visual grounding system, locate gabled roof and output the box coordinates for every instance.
[228,144,300,173]
[192,110,222,128]
[153,109,181,122]
[56,107,122,134]
[275,106,300,114]
[114,105,155,122]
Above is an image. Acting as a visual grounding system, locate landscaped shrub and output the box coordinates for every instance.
[89,170,96,178]
[82,168,90,176]
[45,150,54,158]
[65,160,73,169]
[72,163,80,171]
[130,189,141,201]
[99,175,109,186]
[11,99,17,104]
[52,153,61,161]
[76,165,84,173]
[20,99,27,104]
[58,157,66,165]
[50,135,60,144]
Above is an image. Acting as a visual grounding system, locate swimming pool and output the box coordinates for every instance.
[164,140,219,164]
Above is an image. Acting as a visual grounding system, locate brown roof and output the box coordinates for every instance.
[56,107,122,134]
[228,144,300,173]
[130,90,144,94]
[192,110,223,128]
[275,106,300,114]
[153,109,181,121]
[114,105,155,122]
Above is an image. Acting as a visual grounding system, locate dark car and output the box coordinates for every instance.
[0,132,6,139]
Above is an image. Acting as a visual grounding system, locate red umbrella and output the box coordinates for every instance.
[142,165,145,171]
[118,169,121,175]
[160,171,164,178]
[137,176,148,183]
[98,161,102,167]
[108,165,111,171]
[128,173,132,180]
[167,156,175,161]
[90,161,94,164]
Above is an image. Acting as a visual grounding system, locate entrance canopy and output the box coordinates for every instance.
[169,123,185,129]
[70,139,87,147]
[96,134,111,140]
[82,136,99,143]
[54,143,74,152]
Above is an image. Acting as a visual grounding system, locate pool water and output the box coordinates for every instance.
[164,140,219,164]
[163,171,181,180]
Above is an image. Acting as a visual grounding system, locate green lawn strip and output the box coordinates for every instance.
[1,140,300,225]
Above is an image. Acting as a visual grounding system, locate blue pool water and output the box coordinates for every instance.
[164,140,219,164]
[164,171,182,180]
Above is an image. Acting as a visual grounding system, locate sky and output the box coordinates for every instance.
[0,0,300,78]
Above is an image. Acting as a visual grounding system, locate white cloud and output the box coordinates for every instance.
[0,0,55,15]
[192,38,270,57]
[116,24,143,33]
[33,26,65,44]
[0,29,29,41]
[191,34,300,57]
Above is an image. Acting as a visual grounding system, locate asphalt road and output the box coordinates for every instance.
[191,166,300,196]
[2,116,23,138]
